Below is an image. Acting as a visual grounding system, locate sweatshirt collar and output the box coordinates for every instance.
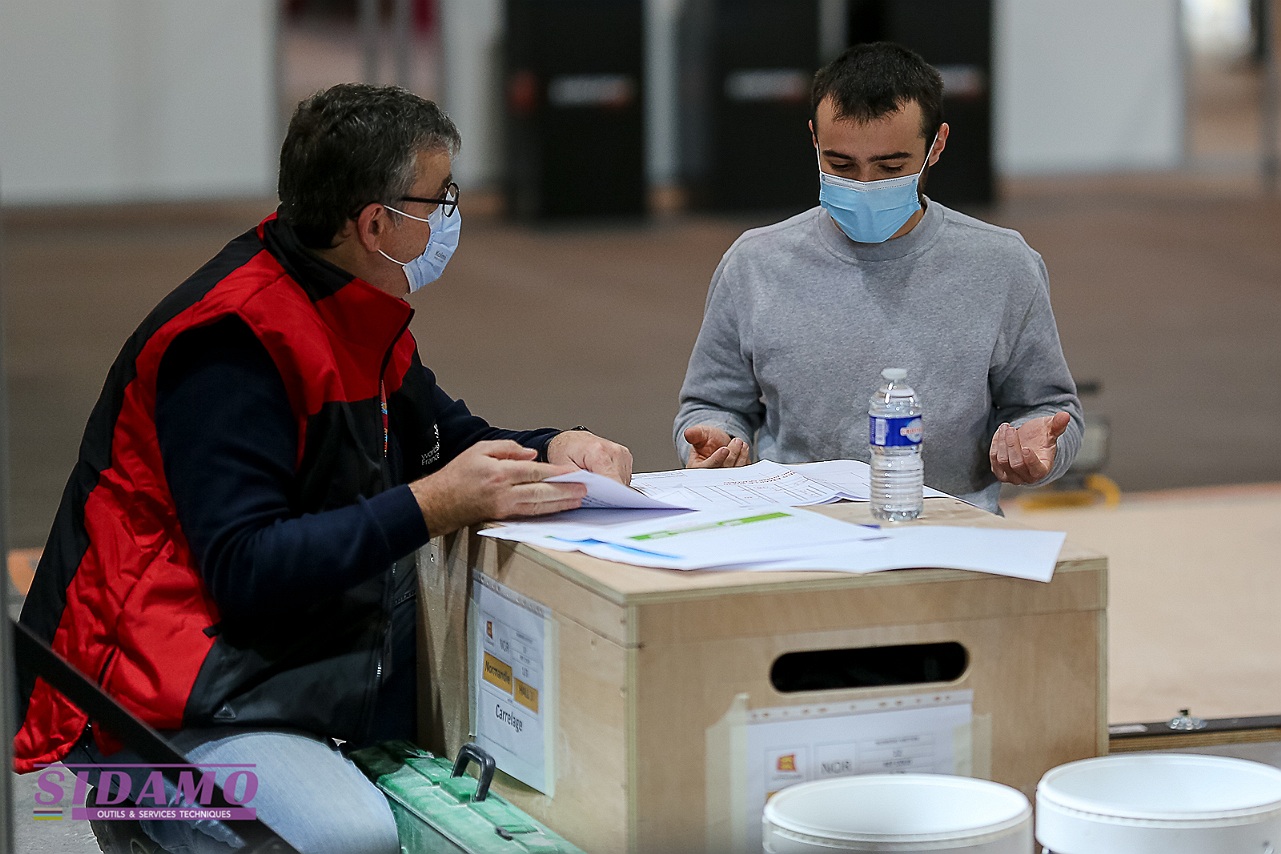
[816,196,944,262]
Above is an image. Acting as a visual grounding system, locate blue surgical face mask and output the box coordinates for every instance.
[817,133,937,244]
[378,201,461,293]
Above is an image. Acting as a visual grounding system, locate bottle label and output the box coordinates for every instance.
[869,415,923,447]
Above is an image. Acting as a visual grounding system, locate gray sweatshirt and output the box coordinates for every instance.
[674,200,1082,513]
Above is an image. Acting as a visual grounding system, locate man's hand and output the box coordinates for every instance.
[683,424,750,469]
[410,440,588,537]
[989,411,1072,485]
[546,429,633,485]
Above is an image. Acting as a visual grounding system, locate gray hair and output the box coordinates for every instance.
[278,83,461,248]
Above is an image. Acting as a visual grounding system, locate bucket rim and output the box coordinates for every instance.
[1037,754,1281,822]
[763,774,1032,843]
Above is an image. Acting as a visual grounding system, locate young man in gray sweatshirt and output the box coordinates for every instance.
[673,42,1081,514]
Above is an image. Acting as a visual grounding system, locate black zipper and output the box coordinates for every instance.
[95,649,117,685]
[359,312,413,741]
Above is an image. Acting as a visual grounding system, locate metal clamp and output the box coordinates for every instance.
[451,742,497,802]
[1167,708,1208,732]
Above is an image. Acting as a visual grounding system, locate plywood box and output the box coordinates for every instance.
[417,498,1107,853]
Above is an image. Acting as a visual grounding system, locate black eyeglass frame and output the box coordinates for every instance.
[397,181,460,218]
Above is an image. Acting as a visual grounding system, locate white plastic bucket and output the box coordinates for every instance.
[761,774,1033,853]
[1037,754,1281,853]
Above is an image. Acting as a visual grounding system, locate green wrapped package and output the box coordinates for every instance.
[349,741,587,854]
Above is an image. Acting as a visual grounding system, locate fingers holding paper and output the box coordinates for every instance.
[410,440,588,536]
[546,429,634,485]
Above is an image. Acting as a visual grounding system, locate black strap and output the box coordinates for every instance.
[11,618,299,854]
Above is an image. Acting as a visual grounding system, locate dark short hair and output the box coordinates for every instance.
[278,83,461,248]
[811,42,944,145]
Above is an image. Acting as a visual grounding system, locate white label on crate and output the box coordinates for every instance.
[471,574,554,794]
[742,691,973,853]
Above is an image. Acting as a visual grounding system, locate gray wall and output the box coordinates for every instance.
[0,0,277,205]
[0,0,1181,203]
[995,0,1184,172]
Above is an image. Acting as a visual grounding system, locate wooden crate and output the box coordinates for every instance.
[417,498,1107,853]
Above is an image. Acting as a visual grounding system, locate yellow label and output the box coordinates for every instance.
[514,678,539,713]
[482,652,513,693]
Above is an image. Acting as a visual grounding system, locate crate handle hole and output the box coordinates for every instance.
[770,642,969,693]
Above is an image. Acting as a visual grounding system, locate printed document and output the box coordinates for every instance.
[628,460,848,509]
[742,692,974,853]
[550,459,951,511]
[740,525,1066,583]
[781,458,951,502]
[484,461,1064,581]
[471,575,554,793]
[481,505,887,571]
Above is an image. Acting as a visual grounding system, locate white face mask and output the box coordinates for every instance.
[377,200,461,293]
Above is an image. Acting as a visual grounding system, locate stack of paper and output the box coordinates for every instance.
[481,461,1065,582]
[482,504,886,571]
[601,459,949,509]
[774,459,952,502]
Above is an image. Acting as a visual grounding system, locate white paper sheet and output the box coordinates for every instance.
[629,460,848,509]
[742,692,974,853]
[550,459,953,512]
[479,507,694,552]
[741,525,1065,582]
[482,462,1063,581]
[482,505,886,571]
[544,469,690,509]
[781,458,951,502]
[471,575,554,793]
[484,518,1062,581]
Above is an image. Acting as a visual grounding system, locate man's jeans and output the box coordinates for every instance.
[68,727,399,854]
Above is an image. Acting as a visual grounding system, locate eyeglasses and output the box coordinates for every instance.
[397,182,459,218]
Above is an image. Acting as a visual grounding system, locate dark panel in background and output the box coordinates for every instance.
[679,0,820,215]
[504,0,646,220]
[0,174,14,854]
[849,0,995,208]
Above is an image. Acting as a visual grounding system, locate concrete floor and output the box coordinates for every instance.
[1006,484,1281,724]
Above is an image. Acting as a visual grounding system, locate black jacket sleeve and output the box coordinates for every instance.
[412,356,561,466]
[155,317,429,625]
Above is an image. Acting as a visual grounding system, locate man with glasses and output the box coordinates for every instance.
[674,42,1081,514]
[14,83,631,854]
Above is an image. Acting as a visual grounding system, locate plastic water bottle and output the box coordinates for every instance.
[868,368,923,521]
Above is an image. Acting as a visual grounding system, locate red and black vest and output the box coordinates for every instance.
[14,215,441,772]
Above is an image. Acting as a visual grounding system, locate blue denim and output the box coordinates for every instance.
[68,727,399,854]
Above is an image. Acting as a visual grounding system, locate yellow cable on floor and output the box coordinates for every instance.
[1011,473,1122,510]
